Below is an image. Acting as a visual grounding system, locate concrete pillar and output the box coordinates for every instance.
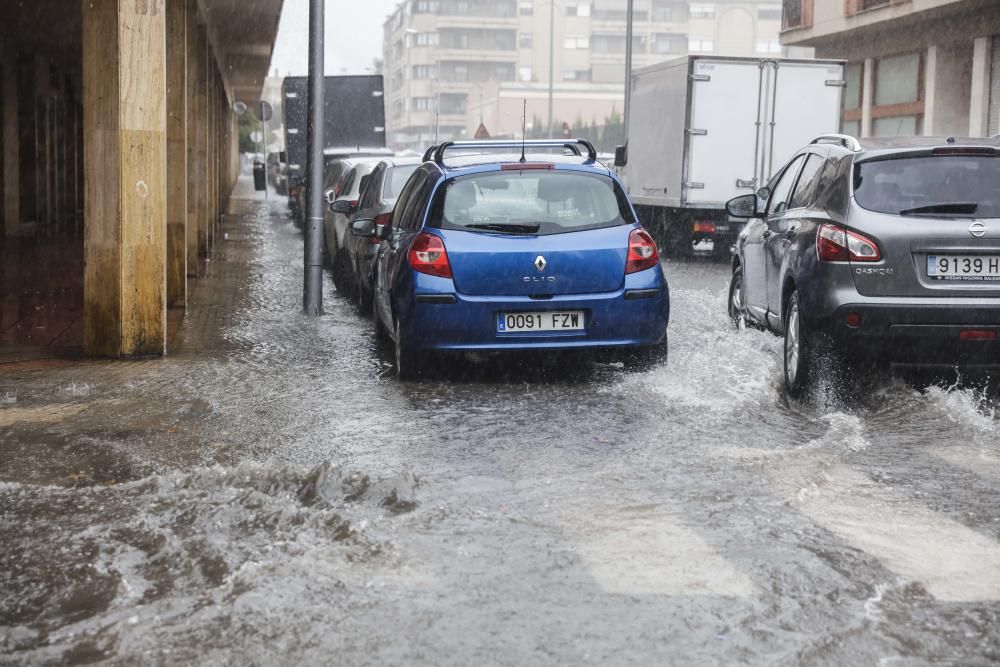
[166,0,187,307]
[184,0,200,276]
[198,27,209,257]
[861,57,874,137]
[2,54,19,237]
[924,46,938,136]
[82,0,167,357]
[970,36,992,137]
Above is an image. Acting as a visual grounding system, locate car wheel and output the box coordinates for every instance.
[783,291,813,399]
[394,319,419,380]
[358,283,374,313]
[332,249,354,297]
[728,266,748,330]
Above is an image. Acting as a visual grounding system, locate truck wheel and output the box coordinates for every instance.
[728,267,748,330]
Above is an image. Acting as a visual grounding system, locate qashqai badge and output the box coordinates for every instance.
[534,255,547,272]
[970,221,987,238]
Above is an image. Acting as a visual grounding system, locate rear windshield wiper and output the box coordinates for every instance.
[898,202,979,216]
[464,223,541,234]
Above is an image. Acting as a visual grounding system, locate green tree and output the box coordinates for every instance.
[238,110,261,154]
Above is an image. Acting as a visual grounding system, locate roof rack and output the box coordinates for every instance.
[427,139,598,165]
[810,134,862,152]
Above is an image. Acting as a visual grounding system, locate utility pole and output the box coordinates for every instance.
[304,0,325,315]
[623,0,634,146]
[547,0,555,138]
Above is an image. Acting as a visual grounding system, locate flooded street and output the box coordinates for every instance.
[3,199,1000,665]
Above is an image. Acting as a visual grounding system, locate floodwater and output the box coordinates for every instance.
[2,201,1000,665]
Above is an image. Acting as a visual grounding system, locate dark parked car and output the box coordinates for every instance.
[291,146,392,228]
[330,156,421,310]
[726,134,1000,398]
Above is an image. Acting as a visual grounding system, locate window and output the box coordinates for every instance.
[767,155,805,216]
[519,0,533,15]
[859,0,891,10]
[564,35,590,49]
[840,62,863,136]
[415,32,439,46]
[566,3,591,16]
[384,165,420,203]
[563,68,592,81]
[394,171,429,232]
[495,65,514,81]
[758,4,782,20]
[359,165,382,210]
[788,155,825,210]
[653,34,684,55]
[414,0,439,12]
[519,32,533,49]
[871,52,924,137]
[690,3,715,18]
[454,65,469,82]
[519,66,533,82]
[413,97,433,111]
[432,171,632,236]
[854,155,1000,217]
[689,38,714,53]
[782,0,813,29]
[756,41,782,54]
[413,65,437,79]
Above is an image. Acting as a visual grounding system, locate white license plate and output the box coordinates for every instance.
[927,255,1000,281]
[497,311,584,333]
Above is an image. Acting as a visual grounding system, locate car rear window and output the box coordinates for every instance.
[384,164,419,202]
[430,170,632,235]
[854,154,1000,217]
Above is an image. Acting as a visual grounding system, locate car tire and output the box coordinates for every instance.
[358,283,374,313]
[783,290,814,399]
[394,319,420,380]
[728,266,749,330]
[332,249,354,297]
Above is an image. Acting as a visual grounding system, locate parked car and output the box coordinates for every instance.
[323,159,379,292]
[330,156,421,310]
[726,134,1000,398]
[266,151,288,195]
[351,139,670,379]
[292,146,392,228]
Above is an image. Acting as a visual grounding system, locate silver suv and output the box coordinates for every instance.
[726,134,1000,398]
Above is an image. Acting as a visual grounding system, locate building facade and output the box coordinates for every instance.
[383,0,797,150]
[780,0,1000,138]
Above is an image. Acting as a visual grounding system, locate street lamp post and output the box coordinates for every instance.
[303,0,325,315]
[547,0,555,138]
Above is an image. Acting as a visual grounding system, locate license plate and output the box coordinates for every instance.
[497,311,584,333]
[927,255,1000,281]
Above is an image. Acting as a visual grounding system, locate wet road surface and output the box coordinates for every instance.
[2,198,1000,664]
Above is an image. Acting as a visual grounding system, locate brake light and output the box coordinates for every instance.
[625,229,660,274]
[289,186,302,198]
[692,221,716,234]
[817,223,881,262]
[501,163,554,170]
[408,232,452,278]
[960,329,997,341]
[372,212,392,244]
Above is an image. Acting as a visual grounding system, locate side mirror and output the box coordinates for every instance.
[351,218,377,238]
[614,145,627,168]
[330,199,354,215]
[725,193,762,219]
[324,189,337,205]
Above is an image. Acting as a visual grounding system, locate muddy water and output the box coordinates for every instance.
[2,202,1000,664]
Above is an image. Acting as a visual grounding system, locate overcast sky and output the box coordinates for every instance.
[270,0,400,76]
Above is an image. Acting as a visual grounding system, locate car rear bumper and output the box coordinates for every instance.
[816,302,1000,367]
[400,269,670,352]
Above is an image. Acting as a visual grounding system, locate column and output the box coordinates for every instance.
[2,54,19,237]
[969,36,992,137]
[184,0,200,276]
[82,0,167,357]
[166,0,187,307]
[861,57,874,137]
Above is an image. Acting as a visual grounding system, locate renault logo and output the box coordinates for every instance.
[970,221,987,238]
[534,255,547,272]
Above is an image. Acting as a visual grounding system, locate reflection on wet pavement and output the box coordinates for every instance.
[2,197,1000,664]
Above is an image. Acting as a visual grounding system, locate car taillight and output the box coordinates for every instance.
[625,229,660,274]
[817,223,881,262]
[289,186,301,198]
[372,213,392,244]
[408,232,452,278]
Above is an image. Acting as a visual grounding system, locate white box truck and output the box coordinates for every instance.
[617,55,845,259]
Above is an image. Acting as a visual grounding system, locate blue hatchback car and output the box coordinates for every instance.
[350,139,670,378]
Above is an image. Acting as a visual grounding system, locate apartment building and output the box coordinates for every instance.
[383,0,795,150]
[780,0,1000,138]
